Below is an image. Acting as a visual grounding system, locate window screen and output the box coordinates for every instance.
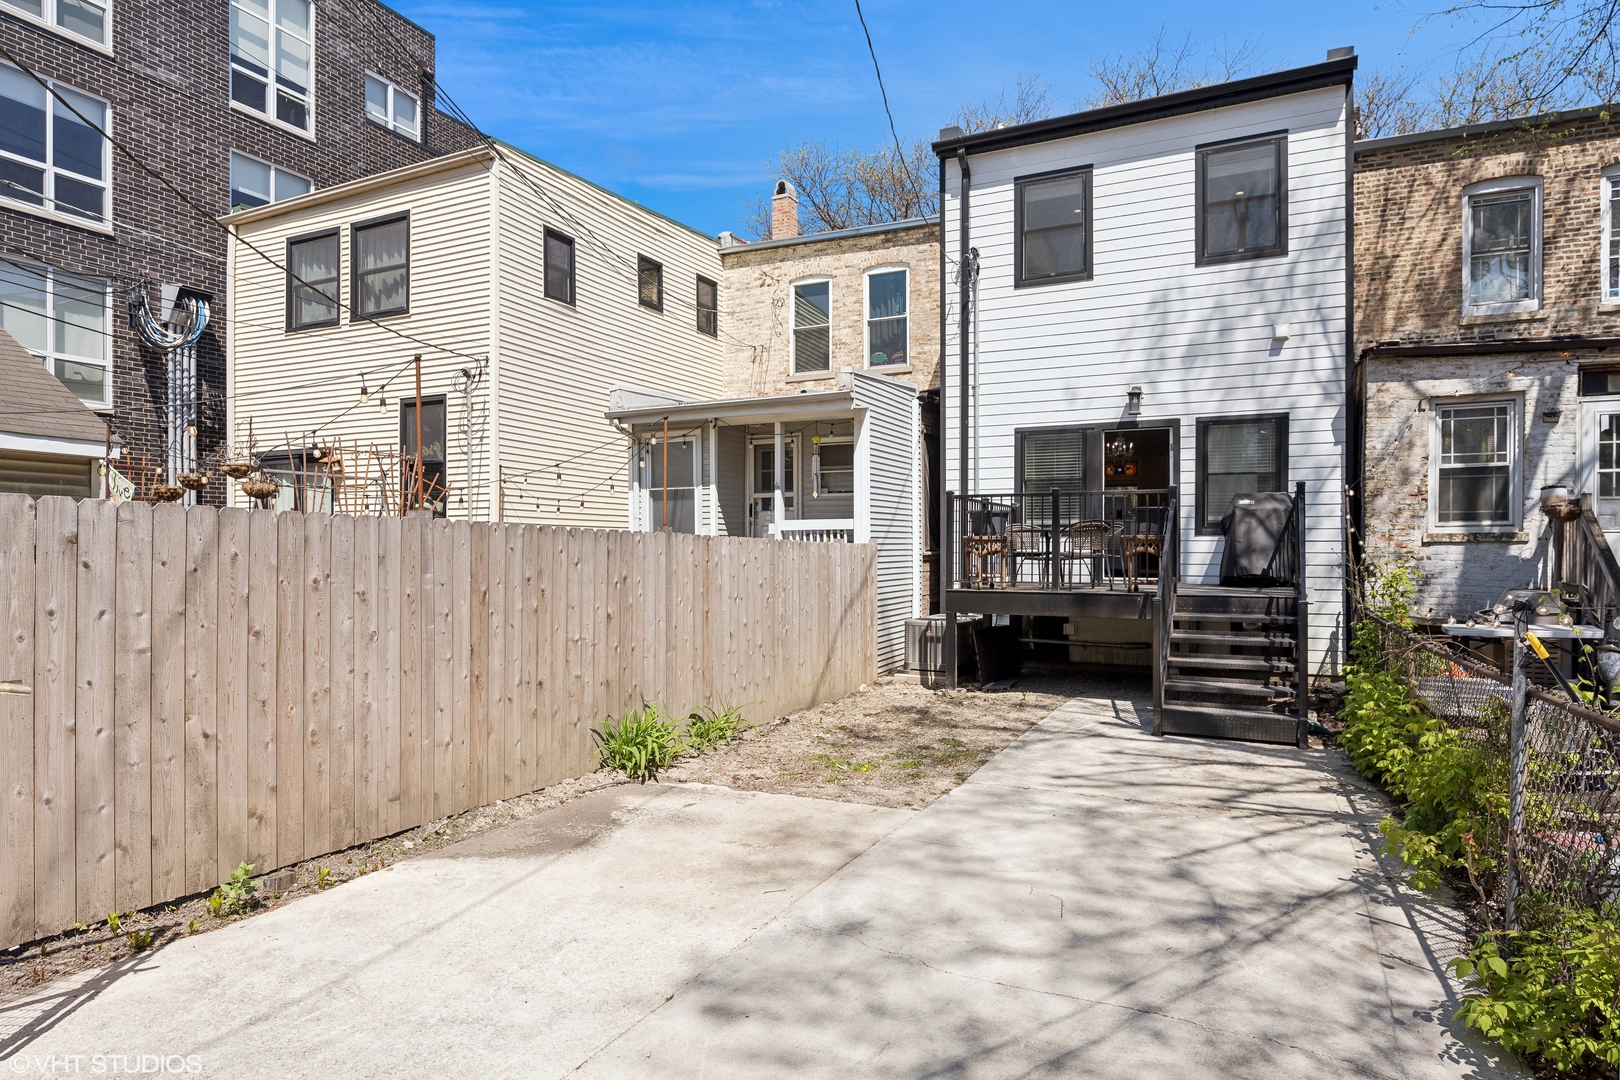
[1017,171,1090,284]
[287,231,339,329]
[1198,417,1284,530]
[1435,402,1514,527]
[544,229,575,304]
[353,217,408,317]
[1198,137,1286,263]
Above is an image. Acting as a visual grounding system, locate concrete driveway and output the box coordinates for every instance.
[2,691,1521,1079]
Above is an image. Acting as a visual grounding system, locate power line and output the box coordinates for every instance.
[853,0,924,208]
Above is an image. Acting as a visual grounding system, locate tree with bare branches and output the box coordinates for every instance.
[1433,0,1620,112]
[1087,26,1263,107]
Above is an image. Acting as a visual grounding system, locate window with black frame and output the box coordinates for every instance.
[545,228,575,304]
[1197,136,1286,264]
[637,255,663,310]
[401,396,448,517]
[696,276,718,336]
[1197,415,1286,532]
[353,216,409,318]
[286,231,339,330]
[1017,428,1086,526]
[1016,169,1091,286]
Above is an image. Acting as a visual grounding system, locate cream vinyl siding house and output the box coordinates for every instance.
[225,145,724,524]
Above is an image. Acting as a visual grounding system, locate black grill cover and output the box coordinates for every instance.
[1218,492,1297,586]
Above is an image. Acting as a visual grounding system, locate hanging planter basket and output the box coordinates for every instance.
[239,478,278,501]
[220,460,253,479]
[178,472,210,491]
[152,484,186,503]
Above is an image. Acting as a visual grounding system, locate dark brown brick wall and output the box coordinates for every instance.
[0,0,480,499]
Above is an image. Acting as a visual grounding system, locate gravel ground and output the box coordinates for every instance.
[1,670,1118,1005]
[673,672,1121,808]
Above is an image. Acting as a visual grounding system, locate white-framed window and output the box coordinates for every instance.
[1431,397,1521,530]
[1602,169,1620,303]
[364,72,420,141]
[229,149,310,212]
[230,0,313,135]
[0,260,112,408]
[864,266,908,367]
[644,436,698,533]
[0,65,109,225]
[792,277,830,374]
[1,0,110,49]
[1462,177,1541,316]
[812,439,855,495]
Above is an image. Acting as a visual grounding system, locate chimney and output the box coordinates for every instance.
[770,180,799,240]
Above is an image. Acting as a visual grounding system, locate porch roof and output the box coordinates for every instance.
[606,387,858,427]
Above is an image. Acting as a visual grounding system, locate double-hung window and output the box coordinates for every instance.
[364,72,419,141]
[400,395,448,517]
[1196,415,1287,532]
[1197,135,1287,265]
[228,149,310,211]
[0,260,110,407]
[865,267,907,366]
[648,437,697,533]
[1463,178,1541,315]
[0,66,109,224]
[544,228,574,304]
[286,230,339,330]
[1015,168,1091,285]
[637,255,662,310]
[792,279,830,374]
[1605,172,1620,302]
[352,215,408,318]
[695,276,717,336]
[231,0,313,134]
[1433,399,1519,529]
[1,0,109,48]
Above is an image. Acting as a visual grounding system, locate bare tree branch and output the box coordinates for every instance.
[1086,26,1266,107]
[1431,0,1620,108]
[950,74,1056,133]
[1356,67,1427,138]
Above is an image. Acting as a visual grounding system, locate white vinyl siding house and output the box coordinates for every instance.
[226,145,725,526]
[938,58,1353,677]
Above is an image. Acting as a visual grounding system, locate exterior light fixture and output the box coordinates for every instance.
[1127,386,1143,416]
[359,378,370,404]
[377,393,387,414]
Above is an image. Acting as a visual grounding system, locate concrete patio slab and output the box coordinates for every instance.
[2,690,1523,1079]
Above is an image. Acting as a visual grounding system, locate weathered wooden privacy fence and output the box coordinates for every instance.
[0,495,876,949]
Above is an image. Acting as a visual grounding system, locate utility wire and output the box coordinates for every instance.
[853,0,924,210]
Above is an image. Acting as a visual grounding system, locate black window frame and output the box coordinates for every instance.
[1195,132,1288,267]
[285,228,341,332]
[1015,425,1091,493]
[695,275,718,336]
[544,227,575,305]
[1013,165,1094,288]
[399,393,449,518]
[350,211,410,320]
[1194,412,1289,535]
[636,254,663,311]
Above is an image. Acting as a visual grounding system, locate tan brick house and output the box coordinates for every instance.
[1356,109,1620,620]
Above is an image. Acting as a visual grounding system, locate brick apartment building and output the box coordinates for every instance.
[1355,109,1620,618]
[0,0,477,500]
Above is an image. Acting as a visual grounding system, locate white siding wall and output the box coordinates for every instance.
[851,370,921,672]
[942,86,1350,675]
[495,152,725,528]
[228,162,496,519]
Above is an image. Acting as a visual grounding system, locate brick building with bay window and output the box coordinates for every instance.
[1355,109,1620,620]
[0,0,476,499]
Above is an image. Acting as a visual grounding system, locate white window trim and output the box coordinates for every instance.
[1462,176,1542,317]
[229,0,316,140]
[862,264,909,371]
[228,148,311,211]
[1428,394,1523,533]
[0,65,113,232]
[638,434,700,532]
[364,71,421,142]
[0,0,113,53]
[1,261,114,411]
[1602,166,1620,305]
[790,275,832,377]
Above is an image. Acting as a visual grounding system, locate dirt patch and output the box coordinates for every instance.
[0,771,629,1007]
[672,673,1118,808]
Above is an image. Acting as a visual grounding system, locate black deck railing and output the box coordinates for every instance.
[945,488,1175,593]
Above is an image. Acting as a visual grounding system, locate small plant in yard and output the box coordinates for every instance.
[209,862,258,918]
[316,867,333,889]
[125,929,153,952]
[105,912,120,933]
[595,703,681,782]
[682,703,753,753]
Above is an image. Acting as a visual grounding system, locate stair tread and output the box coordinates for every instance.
[1164,678,1293,699]
[1171,630,1297,646]
[1158,702,1298,721]
[1168,655,1296,672]
[1173,612,1297,625]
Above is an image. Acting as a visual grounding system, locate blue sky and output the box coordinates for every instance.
[393,1,1486,237]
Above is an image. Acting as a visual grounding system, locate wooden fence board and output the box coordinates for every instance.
[431,520,454,817]
[1,496,35,944]
[352,517,377,842]
[74,499,115,922]
[33,498,77,934]
[112,501,152,914]
[376,516,402,838]
[520,525,538,793]
[467,523,488,809]
[504,525,521,798]
[274,511,304,868]
[329,514,356,850]
[215,509,250,881]
[246,509,277,872]
[149,504,186,902]
[301,513,331,859]
[450,522,471,813]
[485,524,505,802]
[398,516,423,831]
[183,506,219,895]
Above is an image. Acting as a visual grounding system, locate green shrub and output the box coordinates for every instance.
[1452,912,1620,1073]
[682,703,752,753]
[595,703,680,782]
[209,862,257,918]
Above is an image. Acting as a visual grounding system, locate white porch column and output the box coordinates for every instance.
[773,421,785,524]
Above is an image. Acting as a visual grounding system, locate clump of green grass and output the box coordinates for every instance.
[682,703,753,753]
[595,703,681,782]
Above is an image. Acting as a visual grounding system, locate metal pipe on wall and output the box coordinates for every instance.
[956,148,971,499]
